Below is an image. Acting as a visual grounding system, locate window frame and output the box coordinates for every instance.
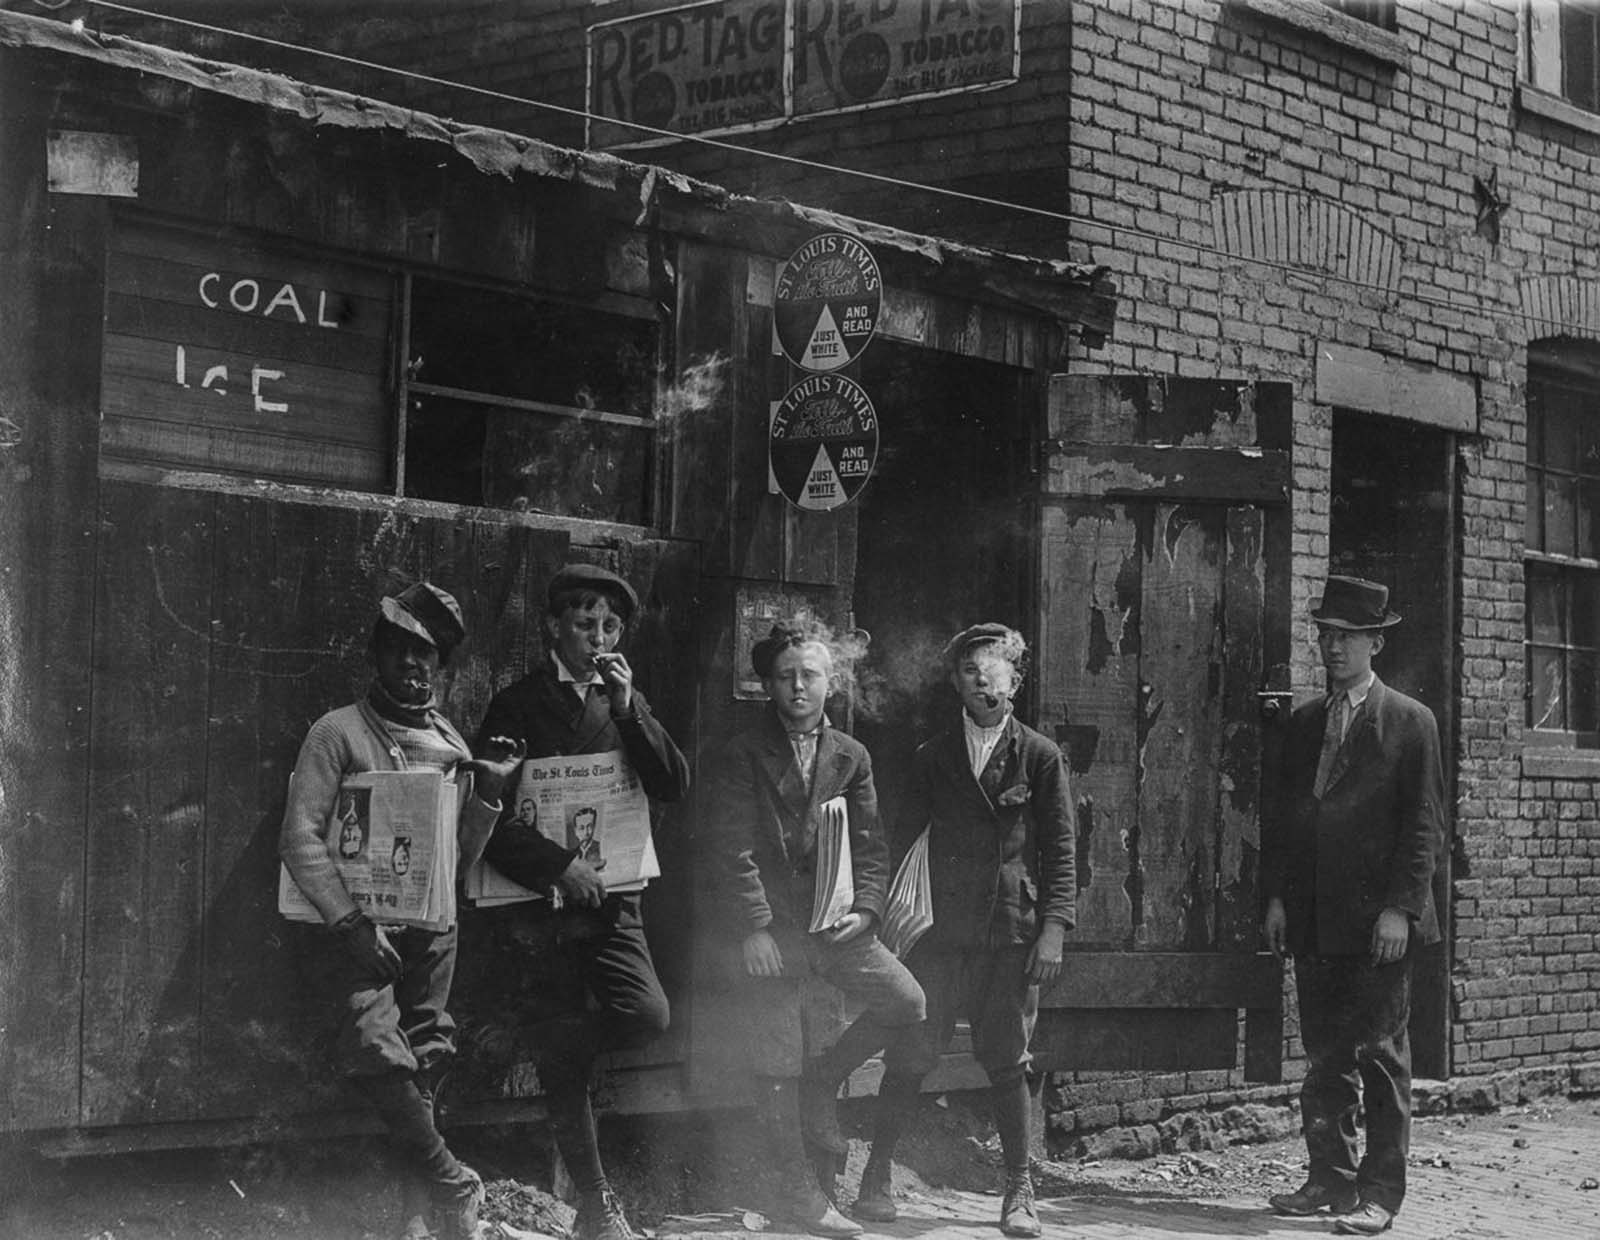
[1524,343,1600,750]
[1522,0,1600,134]
[396,270,665,529]
[97,210,668,536]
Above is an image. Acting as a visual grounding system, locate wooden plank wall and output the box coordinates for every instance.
[77,482,619,1126]
[1035,375,1289,1077]
[1037,503,1143,950]
[100,221,396,489]
[0,50,105,1129]
[1136,503,1227,950]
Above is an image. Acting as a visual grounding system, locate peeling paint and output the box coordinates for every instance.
[1075,794,1095,893]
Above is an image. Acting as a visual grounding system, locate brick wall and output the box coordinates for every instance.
[1060,0,1599,1092]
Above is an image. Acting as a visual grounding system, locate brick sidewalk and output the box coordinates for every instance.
[738,1104,1600,1240]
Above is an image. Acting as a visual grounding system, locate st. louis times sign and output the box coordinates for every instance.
[586,0,1021,149]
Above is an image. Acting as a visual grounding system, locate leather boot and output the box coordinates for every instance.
[756,1078,862,1238]
[851,1156,896,1224]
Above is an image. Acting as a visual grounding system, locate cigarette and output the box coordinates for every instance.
[593,653,624,666]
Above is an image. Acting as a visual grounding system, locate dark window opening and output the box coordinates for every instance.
[1325,0,1396,31]
[1561,1,1600,112]
[404,278,659,524]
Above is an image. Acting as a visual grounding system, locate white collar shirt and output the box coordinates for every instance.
[963,711,1009,778]
[553,652,603,703]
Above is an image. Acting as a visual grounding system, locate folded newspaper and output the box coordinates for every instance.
[466,749,659,907]
[278,769,461,931]
[808,795,854,933]
[878,826,932,957]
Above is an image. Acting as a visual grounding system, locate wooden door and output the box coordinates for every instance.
[1033,376,1293,1081]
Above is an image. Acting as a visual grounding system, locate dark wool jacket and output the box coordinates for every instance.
[1262,676,1445,957]
[898,712,1076,952]
[474,659,689,924]
[702,707,890,946]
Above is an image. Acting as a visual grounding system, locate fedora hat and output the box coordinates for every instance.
[379,581,466,656]
[1310,575,1402,630]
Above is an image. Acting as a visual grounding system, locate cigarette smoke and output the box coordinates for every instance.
[660,351,729,421]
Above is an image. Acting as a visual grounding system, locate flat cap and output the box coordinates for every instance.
[941,622,1024,667]
[379,581,466,656]
[547,563,639,622]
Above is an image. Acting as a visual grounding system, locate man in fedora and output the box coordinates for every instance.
[1262,576,1445,1236]
[281,581,526,1240]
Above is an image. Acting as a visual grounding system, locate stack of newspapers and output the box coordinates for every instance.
[878,827,933,957]
[279,770,463,931]
[465,750,659,907]
[808,796,855,933]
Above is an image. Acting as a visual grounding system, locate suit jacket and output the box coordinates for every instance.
[898,712,1076,952]
[1262,676,1445,957]
[475,659,690,893]
[702,708,890,946]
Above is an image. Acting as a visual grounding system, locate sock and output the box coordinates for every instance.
[357,1070,463,1186]
[863,1073,921,1181]
[991,1075,1031,1174]
[548,1081,608,1199]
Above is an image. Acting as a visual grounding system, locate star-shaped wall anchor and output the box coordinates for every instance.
[1474,170,1510,245]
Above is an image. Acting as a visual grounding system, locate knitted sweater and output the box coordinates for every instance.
[279,699,500,925]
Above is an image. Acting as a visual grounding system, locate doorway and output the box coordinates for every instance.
[849,340,1033,830]
[1329,409,1458,1079]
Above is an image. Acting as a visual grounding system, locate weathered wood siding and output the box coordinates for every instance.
[0,49,102,1130]
[102,220,396,488]
[1033,376,1292,1078]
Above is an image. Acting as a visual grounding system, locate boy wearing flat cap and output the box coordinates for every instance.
[703,619,925,1238]
[472,563,690,1240]
[854,623,1074,1239]
[280,581,526,1240]
[1262,576,1444,1236]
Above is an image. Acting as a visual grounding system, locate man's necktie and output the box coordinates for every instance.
[1312,693,1348,798]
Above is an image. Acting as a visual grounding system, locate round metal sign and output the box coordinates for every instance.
[770,374,878,511]
[774,232,881,372]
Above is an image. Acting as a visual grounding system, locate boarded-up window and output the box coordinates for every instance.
[404,277,659,525]
[101,218,396,488]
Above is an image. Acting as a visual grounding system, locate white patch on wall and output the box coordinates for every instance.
[47,130,139,197]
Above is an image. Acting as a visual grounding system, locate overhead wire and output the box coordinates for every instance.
[74,0,1583,335]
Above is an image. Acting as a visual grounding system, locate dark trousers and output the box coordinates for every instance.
[298,923,458,1078]
[885,945,1038,1086]
[485,896,670,1090]
[1296,952,1414,1212]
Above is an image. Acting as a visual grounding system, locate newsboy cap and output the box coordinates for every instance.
[379,581,466,656]
[546,563,639,622]
[941,622,1026,668]
[1309,575,1402,630]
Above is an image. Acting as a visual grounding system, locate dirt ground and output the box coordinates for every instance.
[2,1092,1597,1240]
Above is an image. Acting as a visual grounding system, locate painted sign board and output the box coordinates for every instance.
[586,0,1020,149]
[770,373,878,510]
[100,219,393,488]
[774,232,881,371]
[586,0,788,149]
[791,0,1020,118]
